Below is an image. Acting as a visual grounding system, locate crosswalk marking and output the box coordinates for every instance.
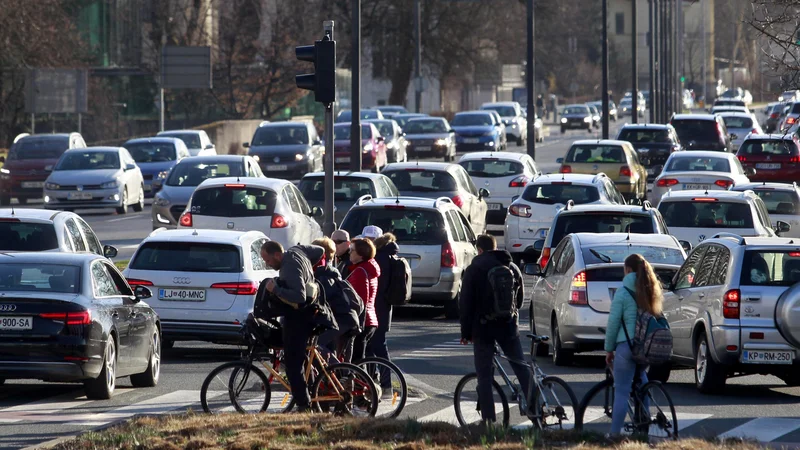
[0,392,97,424]
[63,390,200,426]
[417,402,507,426]
[719,417,800,443]
[676,412,712,431]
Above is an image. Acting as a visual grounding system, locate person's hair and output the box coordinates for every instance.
[261,240,284,255]
[350,238,376,261]
[312,237,335,262]
[475,234,497,252]
[374,233,396,250]
[624,253,663,316]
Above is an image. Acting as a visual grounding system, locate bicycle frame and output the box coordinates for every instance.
[492,347,548,420]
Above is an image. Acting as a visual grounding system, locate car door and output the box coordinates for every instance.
[534,238,567,334]
[665,245,707,357]
[103,261,151,369]
[91,260,132,370]
[455,210,478,266]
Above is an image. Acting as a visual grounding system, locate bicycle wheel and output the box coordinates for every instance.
[531,376,578,431]
[310,362,379,417]
[200,361,270,414]
[453,372,510,427]
[265,354,295,413]
[637,381,679,440]
[574,378,614,432]
[356,357,408,419]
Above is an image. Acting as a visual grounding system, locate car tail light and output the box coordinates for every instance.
[788,117,796,125]
[384,205,405,209]
[509,176,529,188]
[126,279,154,286]
[568,271,588,305]
[692,197,718,202]
[771,113,779,119]
[790,156,800,163]
[789,252,800,257]
[619,166,632,177]
[656,178,679,187]
[751,128,759,135]
[723,289,740,319]
[179,212,192,227]
[440,242,455,268]
[559,165,572,174]
[539,247,551,270]
[714,179,733,188]
[737,155,747,162]
[40,311,92,325]
[508,204,531,217]
[0,218,20,222]
[271,214,288,228]
[211,282,258,295]
[451,195,464,208]
[224,184,246,188]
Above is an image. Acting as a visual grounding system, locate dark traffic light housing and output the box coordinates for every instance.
[295,37,336,104]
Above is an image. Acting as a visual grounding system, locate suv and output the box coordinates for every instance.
[0,133,86,205]
[481,102,527,146]
[157,129,216,156]
[669,114,732,152]
[732,182,800,238]
[298,171,399,226]
[558,139,648,202]
[616,124,682,180]
[339,196,477,318]
[661,236,800,392]
[244,121,324,179]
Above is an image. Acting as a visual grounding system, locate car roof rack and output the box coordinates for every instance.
[641,200,652,211]
[592,172,608,182]
[433,197,453,207]
[711,232,746,244]
[356,194,373,205]
[564,199,575,210]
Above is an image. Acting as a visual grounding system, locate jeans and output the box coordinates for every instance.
[367,303,392,388]
[282,310,314,409]
[611,341,649,435]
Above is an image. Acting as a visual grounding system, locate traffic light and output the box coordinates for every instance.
[295,37,336,104]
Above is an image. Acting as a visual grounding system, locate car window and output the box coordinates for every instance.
[455,168,478,196]
[671,119,720,142]
[103,263,133,296]
[710,246,730,285]
[55,151,121,171]
[693,244,723,287]
[555,241,575,274]
[445,210,465,242]
[565,145,625,163]
[163,132,202,149]
[283,186,302,214]
[382,178,400,197]
[551,213,654,248]
[166,161,245,187]
[65,219,87,252]
[675,246,707,289]
[76,219,103,255]
[252,126,309,146]
[739,140,798,156]
[125,142,177,163]
[721,116,754,129]
[130,242,243,273]
[659,201,754,228]
[0,221,59,251]
[247,161,259,177]
[291,185,311,215]
[522,182,600,205]
[741,250,800,286]
[664,155,730,173]
[251,238,268,271]
[92,261,121,297]
[191,186,277,217]
[460,159,524,178]
[0,263,80,293]
[385,169,458,192]
[299,177,376,202]
[545,238,567,277]
[457,212,477,242]
[582,245,684,265]
[617,128,673,143]
[751,189,799,215]
[340,208,447,245]
[63,229,75,251]
[8,137,70,160]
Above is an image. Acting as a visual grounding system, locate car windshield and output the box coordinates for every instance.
[460,159,524,178]
[252,126,308,146]
[770,104,784,113]
[620,99,632,106]
[378,106,407,114]
[750,189,799,215]
[396,115,424,128]
[299,177,374,202]
[0,263,80,293]
[385,169,457,192]
[551,214,654,248]
[483,106,516,117]
[125,142,177,163]
[190,186,277,217]
[793,104,800,114]
[9,138,70,160]
[721,116,753,129]
[370,121,394,138]
[738,140,796,155]
[403,120,448,134]
[166,161,244,187]
[130,242,242,273]
[664,156,730,172]
[564,106,589,115]
[161,133,201,149]
[334,125,372,140]
[670,119,719,141]
[582,245,684,266]
[54,151,119,170]
[741,250,800,286]
[565,145,625,163]
[522,182,600,204]
[617,128,672,143]
[452,114,493,126]
[0,222,58,251]
[341,208,447,245]
[659,201,754,228]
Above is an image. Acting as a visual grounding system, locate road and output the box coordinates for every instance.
[4,118,800,449]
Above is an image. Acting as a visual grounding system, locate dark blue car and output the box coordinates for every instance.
[122,137,189,197]
[451,111,501,152]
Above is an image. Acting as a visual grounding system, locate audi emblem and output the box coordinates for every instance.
[173,277,191,285]
[0,304,17,312]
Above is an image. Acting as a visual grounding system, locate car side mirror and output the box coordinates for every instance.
[556,157,564,164]
[310,206,323,217]
[133,285,152,301]
[479,188,490,199]
[777,220,791,234]
[449,129,456,133]
[103,245,118,259]
[745,167,757,177]
[125,163,136,171]
[205,143,215,149]
[243,142,250,148]
[533,239,545,251]
[524,263,542,276]
[313,139,323,146]
[679,240,692,253]
[153,179,164,192]
[730,134,738,140]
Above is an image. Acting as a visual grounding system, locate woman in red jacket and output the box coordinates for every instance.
[346,238,381,363]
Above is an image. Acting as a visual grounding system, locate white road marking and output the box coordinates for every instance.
[61,390,201,426]
[106,216,141,223]
[719,417,800,443]
[0,392,97,424]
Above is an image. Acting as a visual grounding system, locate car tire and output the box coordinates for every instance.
[132,185,144,212]
[551,318,573,366]
[0,196,9,206]
[694,334,726,394]
[85,337,116,400]
[444,291,460,319]
[648,362,672,384]
[17,198,27,205]
[116,189,128,215]
[131,330,161,388]
[560,128,565,134]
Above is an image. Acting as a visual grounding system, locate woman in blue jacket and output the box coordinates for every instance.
[604,253,664,436]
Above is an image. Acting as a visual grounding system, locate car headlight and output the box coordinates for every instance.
[295,153,305,161]
[583,117,592,123]
[435,138,448,146]
[154,195,170,207]
[0,168,9,175]
[156,170,169,180]
[101,180,120,189]
[363,143,374,153]
[561,118,567,123]
[45,182,59,190]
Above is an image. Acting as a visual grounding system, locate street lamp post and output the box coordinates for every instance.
[632,0,638,124]
[526,0,536,159]
[350,0,362,172]
[648,0,656,123]
[602,0,610,139]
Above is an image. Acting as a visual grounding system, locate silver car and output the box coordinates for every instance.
[298,171,399,227]
[526,232,686,366]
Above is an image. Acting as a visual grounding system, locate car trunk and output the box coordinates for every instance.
[563,162,623,183]
[0,294,87,358]
[585,264,679,314]
[657,173,735,192]
[398,244,443,287]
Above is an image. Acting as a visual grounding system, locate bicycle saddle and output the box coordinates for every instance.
[527,334,550,343]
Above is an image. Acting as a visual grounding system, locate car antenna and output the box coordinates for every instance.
[192,229,198,236]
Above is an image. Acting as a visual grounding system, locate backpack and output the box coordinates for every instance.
[335,277,365,319]
[622,287,673,366]
[385,254,412,306]
[484,264,519,320]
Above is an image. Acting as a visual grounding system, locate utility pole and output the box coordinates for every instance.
[602,0,610,138]
[653,0,661,122]
[702,0,707,106]
[659,0,667,122]
[631,0,639,124]
[350,0,362,173]
[665,0,672,120]
[674,0,680,113]
[648,0,655,123]
[414,0,422,113]
[324,22,336,235]
[526,0,536,159]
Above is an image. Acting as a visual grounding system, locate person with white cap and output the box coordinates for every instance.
[361,225,383,241]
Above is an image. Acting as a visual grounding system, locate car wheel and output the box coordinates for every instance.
[116,189,128,215]
[551,318,573,366]
[560,128,566,134]
[17,197,27,205]
[0,196,9,206]
[131,330,161,388]
[85,337,116,400]
[132,185,144,212]
[694,334,726,394]
[444,291,460,319]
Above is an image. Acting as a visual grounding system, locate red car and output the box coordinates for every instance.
[333,123,387,172]
[736,134,800,183]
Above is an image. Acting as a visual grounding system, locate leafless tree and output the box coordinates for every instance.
[748,0,800,89]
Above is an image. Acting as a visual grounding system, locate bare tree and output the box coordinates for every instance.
[748,0,800,89]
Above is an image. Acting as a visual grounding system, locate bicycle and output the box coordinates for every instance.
[453,334,578,430]
[352,356,408,419]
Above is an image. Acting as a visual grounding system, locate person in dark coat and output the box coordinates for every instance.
[314,237,360,361]
[332,229,351,278]
[368,232,398,393]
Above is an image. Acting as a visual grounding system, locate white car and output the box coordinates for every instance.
[0,208,117,257]
[157,129,217,157]
[458,151,541,232]
[177,177,323,249]
[710,105,749,115]
[656,190,786,246]
[718,112,763,151]
[480,102,527,146]
[504,173,625,265]
[732,182,800,238]
[650,151,752,206]
[123,229,277,346]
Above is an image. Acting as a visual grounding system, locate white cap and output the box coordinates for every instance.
[361,225,383,240]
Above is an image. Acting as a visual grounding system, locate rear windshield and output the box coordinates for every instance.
[299,177,374,202]
[162,133,201,149]
[585,266,678,286]
[54,151,120,171]
[9,138,70,160]
[341,208,447,245]
[721,116,753,129]
[403,120,448,134]
[482,106,516,117]
[452,114,493,126]
[125,142,177,163]
[551,214,654,248]
[522,183,600,205]
[130,242,242,273]
[565,145,625,163]
[166,161,244,187]
[385,169,457,192]
[334,124,372,140]
[659,201,753,228]
[0,263,80,293]
[0,222,58,251]
[582,245,684,266]
[252,126,308,146]
[671,119,719,141]
[750,189,799,215]
[460,159,523,178]
[738,140,797,156]
[793,104,800,114]
[741,251,800,286]
[664,156,730,172]
[190,186,277,217]
[617,129,672,144]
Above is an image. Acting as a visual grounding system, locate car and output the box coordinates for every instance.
[0,133,86,206]
[650,151,753,205]
[43,147,145,215]
[586,104,601,129]
[480,102,528,146]
[335,109,384,123]
[623,91,647,116]
[365,119,408,163]
[732,182,800,238]
[243,121,323,179]
[557,139,648,202]
[560,104,593,133]
[661,235,800,392]
[719,88,745,101]
[531,113,546,143]
[616,123,682,180]
[450,111,503,152]
[526,233,686,366]
[588,101,618,122]
[458,151,541,230]
[373,105,409,120]
[298,171,400,226]
[157,129,216,156]
[402,117,457,162]
[779,90,800,103]
[0,252,160,399]
[713,99,746,108]
[332,122,388,172]
[669,114,733,152]
[504,173,625,266]
[683,89,696,110]
[735,134,800,184]
[177,177,323,249]
[481,110,508,150]
[710,105,749,115]
[382,162,489,234]
[657,189,785,246]
[779,102,800,132]
[618,98,635,117]
[123,229,277,347]
[339,196,477,318]
[0,208,118,257]
[151,155,264,230]
[641,90,651,109]
[763,102,785,133]
[123,137,190,198]
[393,113,428,130]
[718,112,763,152]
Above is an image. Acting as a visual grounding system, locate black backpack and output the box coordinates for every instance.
[385,255,412,306]
[484,264,518,320]
[335,277,365,319]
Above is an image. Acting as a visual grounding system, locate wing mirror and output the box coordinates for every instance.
[243,142,250,148]
[377,136,385,142]
[125,163,136,171]
[103,245,118,259]
[776,220,791,235]
[133,285,152,301]
[679,240,692,253]
[152,179,164,192]
[313,139,323,146]
[479,188,490,199]
[556,157,564,164]
[0,156,4,163]
[524,263,542,276]
[745,167,757,177]
[310,206,324,217]
[205,143,215,149]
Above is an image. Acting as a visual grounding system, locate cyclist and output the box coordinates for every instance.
[603,253,663,436]
[314,237,360,362]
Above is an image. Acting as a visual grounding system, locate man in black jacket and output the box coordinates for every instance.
[459,234,530,424]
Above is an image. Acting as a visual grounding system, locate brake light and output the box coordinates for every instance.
[559,165,572,174]
[224,184,246,188]
[0,218,20,222]
[179,212,192,227]
[788,117,796,125]
[440,242,455,268]
[539,247,551,269]
[692,197,718,202]
[714,179,733,188]
[789,252,800,257]
[790,156,800,163]
[509,176,529,188]
[568,271,588,305]
[40,311,92,325]
[737,155,747,162]
[619,166,632,177]
[656,178,679,187]
[271,214,287,228]
[508,204,531,217]
[751,128,759,135]
[723,289,740,319]
[126,279,154,286]
[384,205,405,209]
[571,271,587,288]
[211,282,258,295]
[771,113,779,119]
[451,195,464,208]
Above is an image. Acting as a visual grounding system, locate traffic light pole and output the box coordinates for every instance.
[350,0,362,173]
[526,0,535,159]
[602,0,610,139]
[631,0,638,124]
[323,21,336,236]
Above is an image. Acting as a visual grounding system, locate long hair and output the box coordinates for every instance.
[624,253,663,316]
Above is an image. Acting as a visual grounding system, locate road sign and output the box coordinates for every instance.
[161,46,212,89]
[24,69,88,114]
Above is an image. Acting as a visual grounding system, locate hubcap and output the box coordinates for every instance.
[106,341,116,391]
[152,333,161,379]
[696,341,708,384]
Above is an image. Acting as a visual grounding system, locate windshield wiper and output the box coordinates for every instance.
[590,249,613,263]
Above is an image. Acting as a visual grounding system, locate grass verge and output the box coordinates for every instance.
[114,259,129,271]
[51,412,764,450]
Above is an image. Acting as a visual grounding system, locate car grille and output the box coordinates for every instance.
[410,139,435,146]
[143,174,154,181]
[458,132,484,137]
[170,205,186,221]
[258,155,296,164]
[56,184,104,190]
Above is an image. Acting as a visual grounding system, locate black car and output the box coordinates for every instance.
[669,114,732,152]
[0,252,160,399]
[244,122,324,179]
[560,104,593,133]
[616,124,682,180]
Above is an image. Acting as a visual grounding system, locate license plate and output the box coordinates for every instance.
[67,192,93,200]
[646,167,655,175]
[0,316,32,330]
[487,203,502,210]
[158,288,206,301]
[144,185,152,191]
[684,184,710,190]
[335,157,349,163]
[267,165,288,171]
[756,163,781,170]
[21,182,44,189]
[415,146,431,152]
[463,138,480,144]
[741,350,793,365]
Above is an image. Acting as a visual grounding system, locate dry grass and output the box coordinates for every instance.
[114,259,129,271]
[50,412,766,450]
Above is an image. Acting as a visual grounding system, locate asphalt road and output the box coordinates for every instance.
[4,117,800,449]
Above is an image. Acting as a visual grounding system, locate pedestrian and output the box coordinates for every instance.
[260,240,325,413]
[361,225,383,242]
[459,234,529,424]
[604,253,663,436]
[346,238,380,363]
[313,237,360,362]
[332,229,351,277]
[368,232,399,393]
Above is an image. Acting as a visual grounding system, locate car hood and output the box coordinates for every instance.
[158,185,197,204]
[4,158,60,171]
[406,133,450,140]
[452,126,493,135]
[135,160,176,175]
[248,144,311,156]
[47,169,122,184]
